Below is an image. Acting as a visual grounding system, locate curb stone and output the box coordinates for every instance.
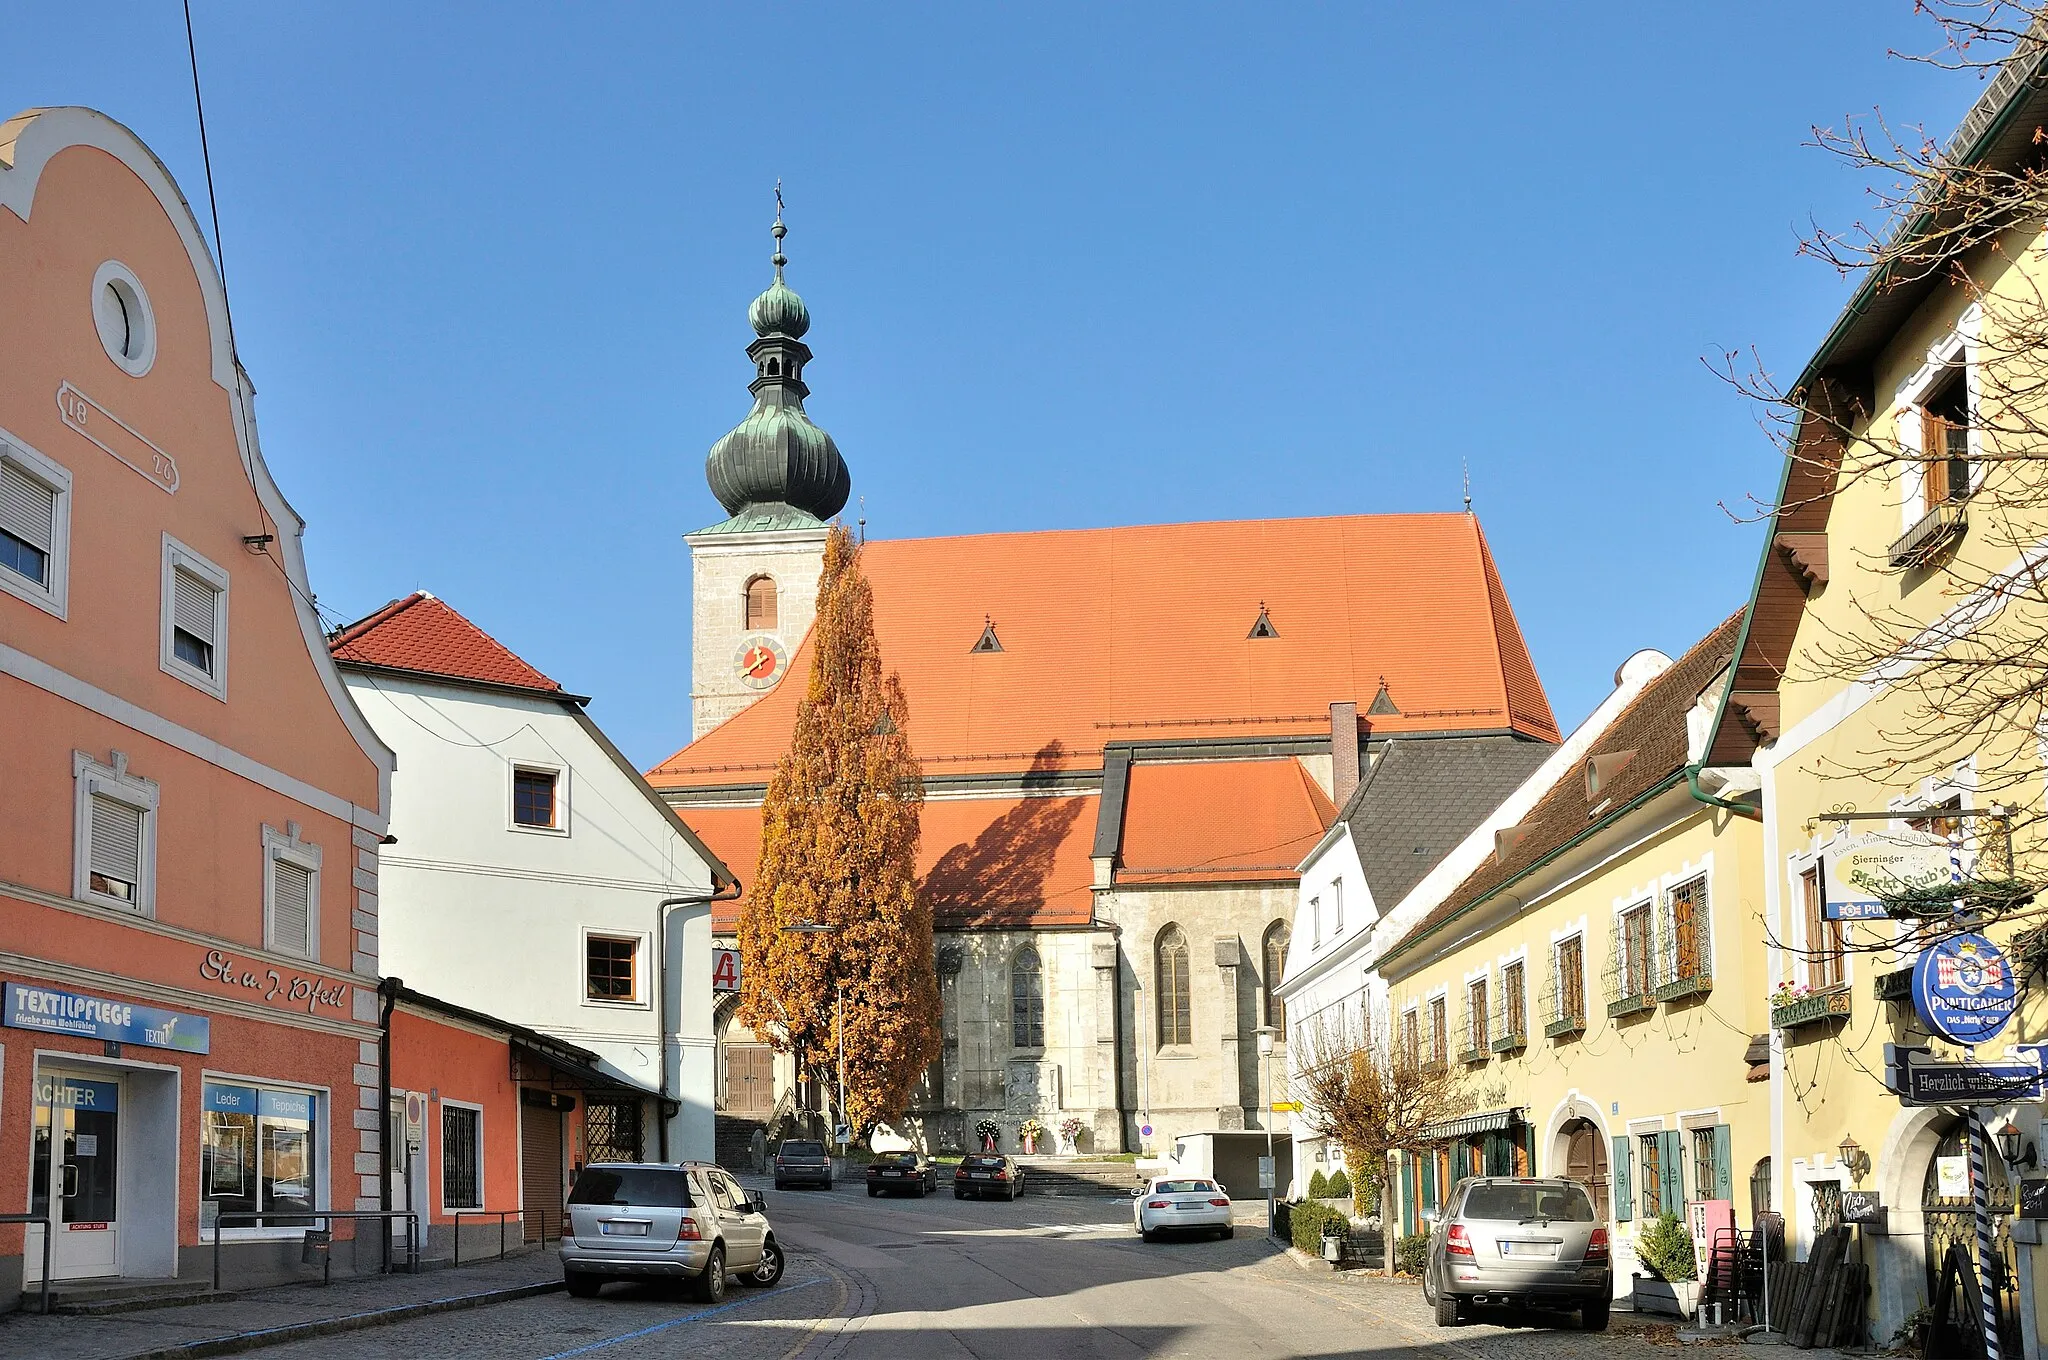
[102,1279,565,1360]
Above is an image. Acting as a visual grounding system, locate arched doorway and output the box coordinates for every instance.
[1562,1118,1610,1223]
[1921,1120,2018,1355]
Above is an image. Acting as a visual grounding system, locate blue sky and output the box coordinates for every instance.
[4,5,1983,766]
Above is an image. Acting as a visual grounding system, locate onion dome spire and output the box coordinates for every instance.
[703,184,850,531]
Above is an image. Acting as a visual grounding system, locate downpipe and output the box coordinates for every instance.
[657,883,742,1161]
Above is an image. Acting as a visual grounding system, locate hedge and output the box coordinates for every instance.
[1308,1169,1329,1198]
[1289,1200,1349,1255]
[1326,1168,1352,1199]
[1393,1233,1430,1276]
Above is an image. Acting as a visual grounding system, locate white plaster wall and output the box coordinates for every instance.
[343,675,721,1160]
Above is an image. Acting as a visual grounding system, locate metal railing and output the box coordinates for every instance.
[0,1213,54,1314]
[209,1210,419,1291]
[450,1209,521,1267]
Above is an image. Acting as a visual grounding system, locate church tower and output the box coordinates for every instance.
[687,194,850,737]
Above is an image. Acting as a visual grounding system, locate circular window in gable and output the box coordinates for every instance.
[91,260,156,376]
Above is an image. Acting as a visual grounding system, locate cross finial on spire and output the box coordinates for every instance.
[1462,458,1472,512]
[771,179,788,276]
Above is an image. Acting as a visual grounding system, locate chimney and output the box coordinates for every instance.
[1330,701,1360,806]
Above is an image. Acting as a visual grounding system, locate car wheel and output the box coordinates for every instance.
[867,1186,879,1197]
[1220,1225,1234,1239]
[692,1246,727,1304]
[954,1188,965,1199]
[774,1180,787,1191]
[1434,1293,1460,1328]
[742,1238,784,1289]
[566,1273,604,1299]
[1140,1228,1159,1243]
[1579,1299,1609,1332]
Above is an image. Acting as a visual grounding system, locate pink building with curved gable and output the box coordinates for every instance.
[0,107,395,1304]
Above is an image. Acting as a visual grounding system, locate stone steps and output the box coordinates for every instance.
[1012,1159,1146,1198]
[29,1276,220,1315]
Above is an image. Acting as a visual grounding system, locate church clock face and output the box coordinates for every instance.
[734,634,788,690]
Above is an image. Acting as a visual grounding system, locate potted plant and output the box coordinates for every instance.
[974,1118,1001,1152]
[1019,1117,1046,1155]
[1058,1116,1085,1155]
[1631,1212,1699,1318]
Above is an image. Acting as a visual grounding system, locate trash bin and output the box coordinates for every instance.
[301,1229,332,1266]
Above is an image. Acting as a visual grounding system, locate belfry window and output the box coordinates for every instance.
[745,576,778,631]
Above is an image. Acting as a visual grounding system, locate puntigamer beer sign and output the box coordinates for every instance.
[3,981,211,1053]
[1911,932,2018,1047]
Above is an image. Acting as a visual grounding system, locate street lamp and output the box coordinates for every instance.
[780,922,845,1157]
[1256,1025,1277,1240]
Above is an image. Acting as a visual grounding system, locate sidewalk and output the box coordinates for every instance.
[0,1250,563,1360]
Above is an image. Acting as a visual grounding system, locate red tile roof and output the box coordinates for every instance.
[329,592,564,696]
[649,513,1556,785]
[682,794,1100,934]
[1116,759,1337,884]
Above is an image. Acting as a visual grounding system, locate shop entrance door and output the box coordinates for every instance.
[30,1069,122,1280]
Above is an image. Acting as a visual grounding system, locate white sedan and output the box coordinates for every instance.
[1132,1176,1234,1242]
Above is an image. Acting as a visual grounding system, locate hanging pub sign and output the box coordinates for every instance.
[1824,830,1958,921]
[1884,1044,2048,1106]
[1911,932,2018,1045]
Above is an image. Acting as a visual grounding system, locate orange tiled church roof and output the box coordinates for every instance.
[650,512,1556,785]
[329,592,565,695]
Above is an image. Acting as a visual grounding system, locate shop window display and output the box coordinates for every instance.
[201,1082,316,1228]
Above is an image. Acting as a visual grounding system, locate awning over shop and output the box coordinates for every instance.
[1419,1107,1524,1142]
[509,1036,654,1101]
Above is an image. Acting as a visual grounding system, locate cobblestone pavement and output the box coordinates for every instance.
[5,1183,1830,1359]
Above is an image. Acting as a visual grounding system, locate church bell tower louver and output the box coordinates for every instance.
[687,191,845,738]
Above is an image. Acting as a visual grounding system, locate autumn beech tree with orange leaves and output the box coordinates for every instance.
[735,525,939,1138]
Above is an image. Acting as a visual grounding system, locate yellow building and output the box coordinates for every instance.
[1378,614,1768,1301]
[1695,48,2048,1355]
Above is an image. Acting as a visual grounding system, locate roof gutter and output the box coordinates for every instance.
[1378,768,1687,971]
[1686,762,1762,821]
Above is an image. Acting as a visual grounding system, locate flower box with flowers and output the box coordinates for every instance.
[1770,982,1850,1029]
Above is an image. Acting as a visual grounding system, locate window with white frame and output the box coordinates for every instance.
[441,1101,483,1210]
[200,1080,316,1230]
[585,932,642,1003]
[1896,315,1980,528]
[1309,895,1322,944]
[161,537,229,697]
[263,823,322,960]
[512,764,565,832]
[74,751,158,913]
[0,436,71,616]
[1618,901,1654,1000]
[1330,879,1344,935]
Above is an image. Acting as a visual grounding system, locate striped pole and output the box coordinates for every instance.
[1970,1108,2002,1360]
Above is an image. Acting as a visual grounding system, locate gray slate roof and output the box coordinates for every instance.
[1345,733,1555,910]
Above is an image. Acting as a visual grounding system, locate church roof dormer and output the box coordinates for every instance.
[701,187,849,534]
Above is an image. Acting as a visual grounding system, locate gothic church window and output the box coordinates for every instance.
[1011,945,1045,1048]
[1262,922,1289,1032]
[1156,925,1192,1047]
[744,575,778,631]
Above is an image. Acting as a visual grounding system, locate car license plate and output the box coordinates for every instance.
[1500,1241,1556,1258]
[599,1222,648,1236]
[971,1172,991,1179]
[1176,1202,1203,1211]
[883,1170,903,1177]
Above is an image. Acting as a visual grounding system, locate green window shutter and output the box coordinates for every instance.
[1712,1124,1734,1203]
[1612,1136,1632,1221]
[1401,1155,1417,1235]
[1422,1152,1437,1213]
[1659,1130,1685,1216]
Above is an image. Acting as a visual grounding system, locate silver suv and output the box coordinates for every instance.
[561,1162,784,1303]
[1421,1177,1612,1330]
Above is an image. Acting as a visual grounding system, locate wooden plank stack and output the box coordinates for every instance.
[1763,1228,1867,1349]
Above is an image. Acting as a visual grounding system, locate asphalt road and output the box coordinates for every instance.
[241,1181,1692,1360]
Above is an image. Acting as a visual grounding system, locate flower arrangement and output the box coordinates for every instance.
[974,1118,1001,1151]
[1059,1116,1085,1141]
[1768,980,1811,1007]
[1019,1117,1046,1142]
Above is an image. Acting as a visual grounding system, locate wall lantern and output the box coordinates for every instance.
[1837,1133,1866,1186]
[1997,1120,2039,1171]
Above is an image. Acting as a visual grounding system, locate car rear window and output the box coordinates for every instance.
[568,1166,692,1208]
[780,1141,825,1157]
[964,1155,1006,1168]
[876,1152,918,1165]
[1461,1183,1594,1222]
[1156,1179,1215,1194]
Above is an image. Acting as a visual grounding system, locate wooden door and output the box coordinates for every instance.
[725,1044,774,1118]
[1564,1119,1611,1223]
[520,1104,563,1242]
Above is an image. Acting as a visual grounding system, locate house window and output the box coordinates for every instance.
[1401,1007,1420,1068]
[1638,1133,1664,1221]
[161,538,229,697]
[1620,903,1654,999]
[0,440,69,616]
[1665,874,1710,985]
[1556,935,1585,1028]
[1428,995,1448,1066]
[512,767,560,830]
[263,824,323,961]
[1262,922,1290,1032]
[744,576,778,631]
[441,1102,482,1210]
[1692,1126,1723,1203]
[1156,925,1192,1046]
[1800,865,1844,989]
[1502,960,1525,1038]
[584,1099,641,1163]
[1309,896,1321,944]
[200,1082,315,1229]
[586,935,639,1002]
[1330,880,1344,934]
[1921,366,1972,512]
[1467,978,1489,1054]
[1011,946,1045,1048]
[74,751,158,914]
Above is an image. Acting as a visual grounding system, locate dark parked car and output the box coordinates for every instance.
[1421,1177,1612,1330]
[954,1154,1026,1200]
[560,1161,783,1302]
[865,1151,940,1197]
[774,1139,833,1190]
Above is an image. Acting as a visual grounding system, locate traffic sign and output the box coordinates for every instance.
[1257,1156,1275,1189]
[1140,1123,1153,1138]
[1269,1101,1301,1113]
[1911,933,2018,1045]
